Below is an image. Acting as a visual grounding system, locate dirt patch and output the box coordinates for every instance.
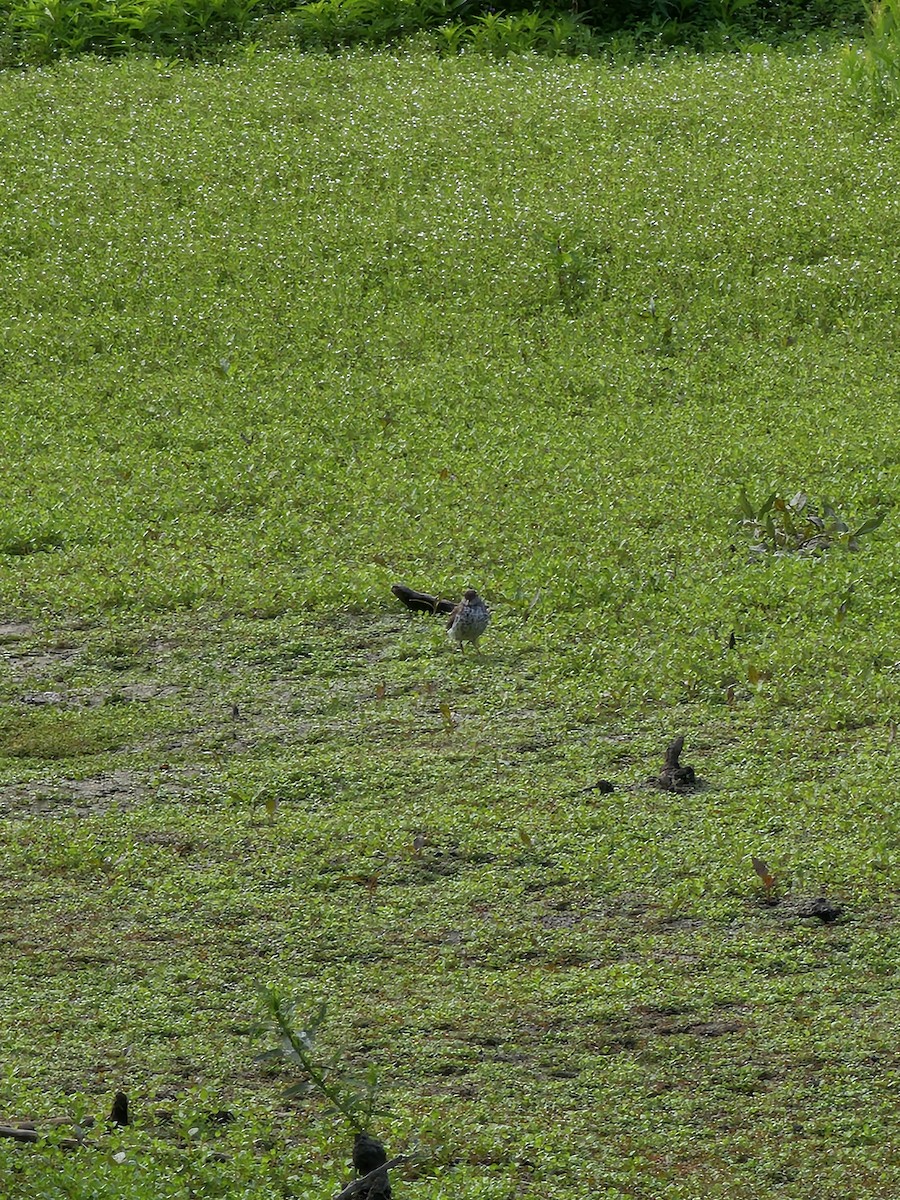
[0,623,34,642]
[587,891,658,924]
[83,682,181,705]
[633,1005,750,1038]
[4,647,82,674]
[589,1005,751,1053]
[0,770,141,818]
[539,909,583,929]
[20,691,73,707]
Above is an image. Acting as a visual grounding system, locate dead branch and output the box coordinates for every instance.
[332,1153,410,1200]
[0,1124,88,1149]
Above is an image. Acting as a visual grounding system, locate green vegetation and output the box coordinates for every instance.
[2,40,900,1200]
[843,0,900,112]
[0,0,869,67]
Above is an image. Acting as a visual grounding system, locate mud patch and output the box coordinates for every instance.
[539,905,583,930]
[633,1005,750,1038]
[4,646,82,674]
[0,770,141,817]
[0,623,34,642]
[84,682,181,706]
[20,691,72,707]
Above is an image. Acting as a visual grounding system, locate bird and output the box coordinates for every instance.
[446,588,490,654]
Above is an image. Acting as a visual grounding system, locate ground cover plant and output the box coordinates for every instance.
[1,42,900,1200]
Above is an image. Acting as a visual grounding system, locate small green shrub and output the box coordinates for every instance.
[0,528,66,557]
[3,0,263,62]
[843,0,900,115]
[262,0,452,49]
[736,488,886,556]
[0,0,868,66]
[255,988,382,1131]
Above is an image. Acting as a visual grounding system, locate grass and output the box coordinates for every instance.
[1,41,900,1200]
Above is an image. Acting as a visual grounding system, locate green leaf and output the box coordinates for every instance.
[524,587,542,622]
[765,512,778,547]
[283,1081,314,1098]
[758,492,777,518]
[738,486,756,521]
[854,512,885,538]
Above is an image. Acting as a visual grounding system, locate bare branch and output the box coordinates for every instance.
[0,1125,88,1149]
[332,1153,410,1200]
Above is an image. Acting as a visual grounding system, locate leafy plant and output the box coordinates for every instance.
[534,227,609,314]
[751,855,778,904]
[736,488,885,555]
[254,988,382,1132]
[843,0,900,116]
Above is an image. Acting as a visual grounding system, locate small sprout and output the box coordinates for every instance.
[99,855,124,882]
[346,873,380,900]
[836,584,855,622]
[752,856,778,903]
[522,588,542,624]
[253,989,382,1133]
[439,702,458,734]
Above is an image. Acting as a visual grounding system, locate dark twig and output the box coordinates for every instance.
[332,1154,410,1200]
[109,1091,130,1127]
[0,1125,88,1149]
[391,584,455,616]
[657,736,697,791]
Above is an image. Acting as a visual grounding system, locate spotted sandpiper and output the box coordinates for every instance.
[446,588,490,654]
